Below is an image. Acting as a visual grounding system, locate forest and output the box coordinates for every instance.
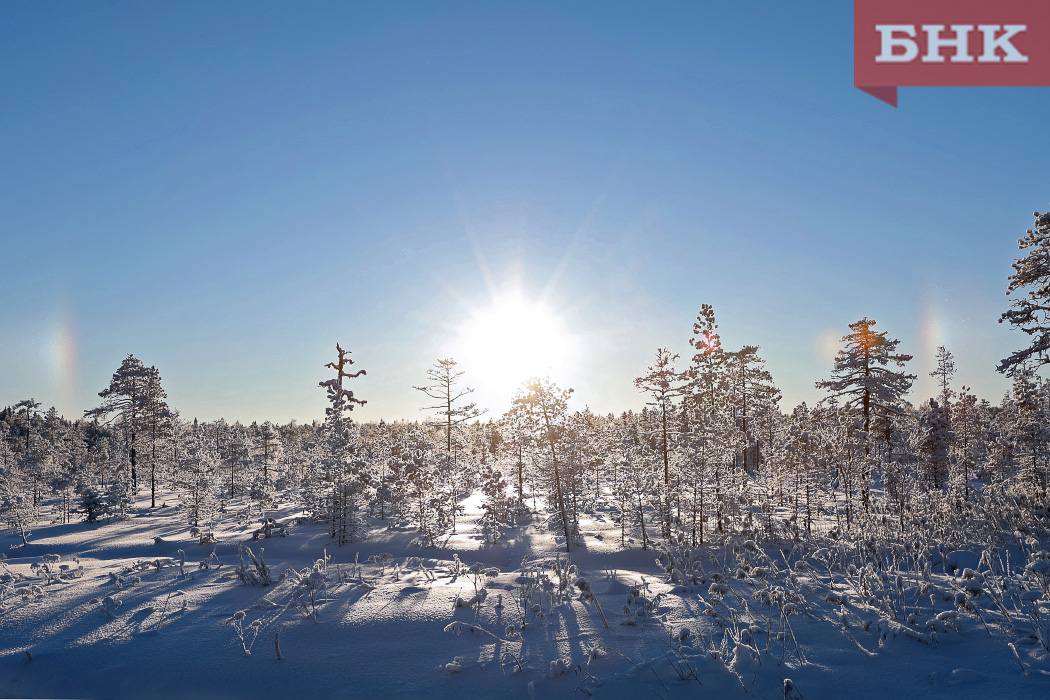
[3,210,1050,558]
[2,208,1050,700]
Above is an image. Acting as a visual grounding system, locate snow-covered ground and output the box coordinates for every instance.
[2,493,1049,700]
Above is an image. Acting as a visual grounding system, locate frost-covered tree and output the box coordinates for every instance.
[12,398,40,453]
[11,399,46,507]
[178,432,220,530]
[684,304,739,537]
[678,401,727,545]
[0,439,35,545]
[816,318,915,510]
[478,461,510,543]
[950,387,985,500]
[611,420,654,549]
[687,304,729,410]
[501,399,535,511]
[249,421,284,513]
[778,404,825,539]
[414,358,485,532]
[634,346,686,539]
[724,344,781,475]
[86,355,170,501]
[397,428,447,546]
[414,358,484,464]
[140,365,172,509]
[930,345,957,406]
[512,377,574,552]
[48,415,89,525]
[999,206,1050,376]
[1007,370,1050,498]
[317,343,370,544]
[920,399,953,490]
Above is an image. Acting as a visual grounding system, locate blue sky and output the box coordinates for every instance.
[2,1,1048,424]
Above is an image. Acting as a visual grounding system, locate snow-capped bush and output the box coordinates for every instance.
[622,583,660,626]
[226,610,263,655]
[234,545,274,586]
[287,553,330,620]
[100,595,121,618]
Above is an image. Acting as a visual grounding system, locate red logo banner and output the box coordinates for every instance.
[854,0,1050,106]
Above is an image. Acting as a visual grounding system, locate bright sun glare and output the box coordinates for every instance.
[457,293,576,407]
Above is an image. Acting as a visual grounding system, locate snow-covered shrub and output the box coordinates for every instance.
[622,582,660,626]
[234,545,274,586]
[225,610,263,655]
[513,562,555,629]
[287,553,330,620]
[656,543,707,592]
[252,517,288,540]
[100,595,121,618]
[198,549,221,570]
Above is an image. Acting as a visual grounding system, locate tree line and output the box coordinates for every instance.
[2,206,1050,551]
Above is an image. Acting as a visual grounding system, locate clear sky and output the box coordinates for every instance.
[2,1,1048,424]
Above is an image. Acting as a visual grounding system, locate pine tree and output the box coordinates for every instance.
[478,461,509,543]
[1008,370,1050,499]
[999,206,1050,375]
[86,355,169,503]
[501,399,534,511]
[634,347,686,539]
[0,438,35,545]
[140,365,172,509]
[951,387,984,501]
[178,432,220,530]
[816,318,916,511]
[724,345,781,475]
[318,343,370,544]
[930,345,957,405]
[920,399,953,490]
[512,377,574,552]
[12,398,40,453]
[414,358,485,533]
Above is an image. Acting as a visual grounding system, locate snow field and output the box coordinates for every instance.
[2,490,1049,699]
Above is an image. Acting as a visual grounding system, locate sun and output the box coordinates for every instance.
[455,293,577,410]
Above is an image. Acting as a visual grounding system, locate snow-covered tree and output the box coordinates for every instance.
[999,206,1050,376]
[920,399,953,490]
[414,358,485,532]
[478,461,510,543]
[634,346,686,539]
[317,343,370,544]
[724,344,781,475]
[930,345,957,406]
[950,387,985,500]
[178,432,220,530]
[816,318,915,510]
[86,355,170,502]
[1007,370,1050,498]
[0,438,35,545]
[512,377,574,553]
[501,399,535,511]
